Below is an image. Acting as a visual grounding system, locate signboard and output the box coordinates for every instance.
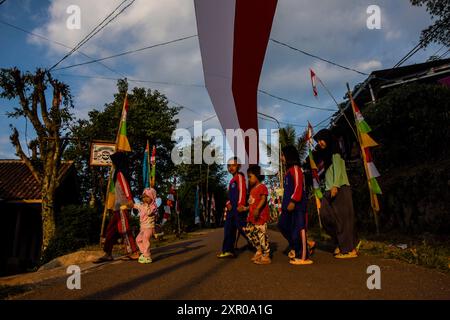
[90,141,116,166]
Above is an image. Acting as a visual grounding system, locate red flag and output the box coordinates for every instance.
[310,69,318,97]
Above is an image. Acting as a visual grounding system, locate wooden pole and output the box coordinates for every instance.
[99,92,128,244]
[318,77,358,140]
[206,164,210,227]
[346,83,379,234]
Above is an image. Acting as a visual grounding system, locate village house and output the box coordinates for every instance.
[0,160,79,276]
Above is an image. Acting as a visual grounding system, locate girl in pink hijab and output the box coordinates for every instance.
[134,188,158,264]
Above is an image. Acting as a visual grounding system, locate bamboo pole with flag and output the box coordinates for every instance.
[194,185,201,225]
[309,68,358,140]
[143,141,151,189]
[305,121,323,229]
[346,83,382,233]
[150,145,156,188]
[100,92,133,243]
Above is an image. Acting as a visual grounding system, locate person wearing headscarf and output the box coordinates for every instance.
[314,129,359,259]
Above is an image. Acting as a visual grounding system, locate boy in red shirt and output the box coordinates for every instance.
[243,165,271,265]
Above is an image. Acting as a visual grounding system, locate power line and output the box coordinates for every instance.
[49,0,135,71]
[54,73,204,88]
[258,89,336,111]
[439,48,450,59]
[0,19,127,78]
[54,72,338,113]
[53,35,198,71]
[185,114,218,129]
[0,0,7,6]
[270,38,369,76]
[393,20,448,68]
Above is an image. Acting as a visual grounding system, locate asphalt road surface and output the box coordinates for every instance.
[16,229,450,300]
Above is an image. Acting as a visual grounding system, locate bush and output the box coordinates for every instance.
[348,83,450,235]
[41,205,101,264]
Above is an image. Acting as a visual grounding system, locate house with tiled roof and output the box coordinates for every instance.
[0,160,79,276]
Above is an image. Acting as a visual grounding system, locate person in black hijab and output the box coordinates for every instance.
[314,129,359,259]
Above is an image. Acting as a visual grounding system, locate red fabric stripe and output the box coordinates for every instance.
[117,172,132,201]
[364,147,372,162]
[232,0,277,162]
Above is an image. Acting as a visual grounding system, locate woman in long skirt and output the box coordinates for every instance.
[314,129,359,259]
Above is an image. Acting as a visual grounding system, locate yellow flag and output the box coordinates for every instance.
[360,132,378,148]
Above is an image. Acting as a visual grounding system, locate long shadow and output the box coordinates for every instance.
[152,244,205,263]
[161,241,282,299]
[152,239,202,254]
[149,239,204,263]
[160,252,236,300]
[81,250,210,300]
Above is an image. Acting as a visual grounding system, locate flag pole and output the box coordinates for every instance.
[206,164,210,227]
[346,83,380,234]
[99,92,128,244]
[317,77,358,140]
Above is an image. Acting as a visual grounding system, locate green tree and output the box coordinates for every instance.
[0,68,73,255]
[174,136,228,229]
[410,0,450,48]
[364,83,450,169]
[279,124,308,160]
[65,79,180,204]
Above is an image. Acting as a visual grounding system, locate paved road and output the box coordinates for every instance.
[17,229,450,300]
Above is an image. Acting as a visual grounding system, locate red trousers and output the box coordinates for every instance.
[103,209,137,255]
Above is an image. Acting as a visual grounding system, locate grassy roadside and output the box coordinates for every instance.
[306,227,450,273]
[0,231,207,300]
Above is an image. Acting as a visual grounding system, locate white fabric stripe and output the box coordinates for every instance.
[195,0,248,164]
[367,162,380,179]
[119,209,132,254]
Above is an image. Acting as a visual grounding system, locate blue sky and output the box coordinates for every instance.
[0,0,441,159]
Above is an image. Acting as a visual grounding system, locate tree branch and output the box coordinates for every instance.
[10,127,42,182]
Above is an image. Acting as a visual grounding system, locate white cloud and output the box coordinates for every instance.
[26,0,434,134]
[357,60,382,72]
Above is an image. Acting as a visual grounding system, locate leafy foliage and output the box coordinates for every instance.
[410,0,450,48]
[41,205,101,264]
[65,79,180,203]
[363,83,450,170]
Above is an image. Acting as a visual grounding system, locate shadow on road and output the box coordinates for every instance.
[80,250,210,299]
[152,240,205,262]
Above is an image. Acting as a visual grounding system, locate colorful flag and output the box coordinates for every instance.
[150,145,156,187]
[349,94,382,211]
[106,169,133,210]
[351,98,372,134]
[143,141,151,189]
[305,121,314,144]
[308,149,323,200]
[116,93,132,152]
[210,193,216,224]
[211,193,216,211]
[162,204,171,225]
[310,69,318,97]
[194,185,201,225]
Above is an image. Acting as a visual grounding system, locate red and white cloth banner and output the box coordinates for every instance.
[310,69,318,97]
[195,0,278,167]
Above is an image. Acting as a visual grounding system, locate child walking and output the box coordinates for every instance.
[134,188,158,264]
[243,165,271,265]
[278,145,313,265]
[217,157,248,258]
